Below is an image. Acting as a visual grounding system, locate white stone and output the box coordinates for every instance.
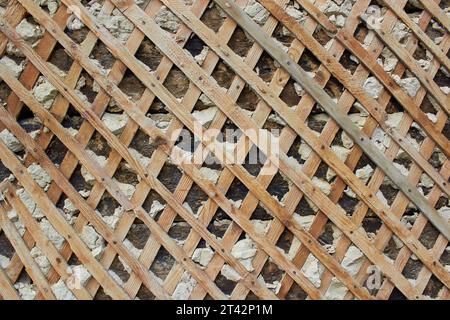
[286,5,305,21]
[312,177,331,196]
[52,280,76,300]
[0,129,24,152]
[0,56,24,78]
[199,167,220,184]
[221,264,242,282]
[251,219,269,235]
[301,254,324,287]
[17,188,44,219]
[63,198,79,214]
[155,6,181,33]
[356,164,374,184]
[27,163,51,189]
[81,225,104,252]
[419,173,434,189]
[40,218,65,249]
[244,1,269,25]
[326,146,350,180]
[102,207,124,230]
[392,75,421,97]
[14,282,37,300]
[30,247,51,275]
[341,131,354,149]
[81,150,107,184]
[194,46,209,65]
[192,107,218,126]
[66,264,91,289]
[325,277,348,299]
[172,271,197,299]
[33,77,58,109]
[149,200,165,218]
[386,112,403,129]
[101,112,128,135]
[0,254,10,269]
[231,238,257,271]
[363,77,383,99]
[16,19,43,43]
[192,247,214,267]
[114,180,135,199]
[437,207,450,222]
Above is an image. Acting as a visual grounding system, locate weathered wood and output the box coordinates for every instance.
[211,0,450,243]
[0,0,448,300]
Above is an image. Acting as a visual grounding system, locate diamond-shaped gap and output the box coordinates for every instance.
[89,41,116,72]
[228,26,255,58]
[111,158,139,201]
[401,257,424,286]
[162,65,190,99]
[211,60,236,91]
[259,257,285,295]
[108,254,131,288]
[423,275,445,299]
[184,34,209,67]
[433,67,449,88]
[64,15,90,45]
[236,83,260,112]
[382,231,402,262]
[116,70,146,105]
[44,134,69,167]
[429,146,446,171]
[324,74,345,101]
[96,189,122,225]
[293,196,317,217]
[55,194,80,226]
[119,218,150,277]
[129,128,157,160]
[224,176,249,206]
[149,244,176,281]
[355,17,376,45]
[206,208,232,239]
[279,79,301,108]
[285,281,308,300]
[94,286,113,300]
[339,49,359,75]
[266,171,290,203]
[306,106,329,134]
[184,179,212,218]
[418,221,440,250]
[242,144,264,177]
[142,189,167,222]
[388,287,407,300]
[156,159,183,193]
[47,42,74,74]
[263,110,287,132]
[275,227,295,258]
[136,283,156,300]
[135,36,164,72]
[254,51,277,83]
[271,19,295,48]
[200,3,227,33]
[190,238,215,270]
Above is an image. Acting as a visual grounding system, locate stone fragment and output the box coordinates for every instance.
[192,247,214,267]
[0,129,24,152]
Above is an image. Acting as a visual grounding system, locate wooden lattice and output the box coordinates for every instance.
[0,0,449,300]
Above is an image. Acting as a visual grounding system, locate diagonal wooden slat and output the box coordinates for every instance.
[0,0,448,300]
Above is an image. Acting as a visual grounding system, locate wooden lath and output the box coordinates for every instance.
[0,0,448,300]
